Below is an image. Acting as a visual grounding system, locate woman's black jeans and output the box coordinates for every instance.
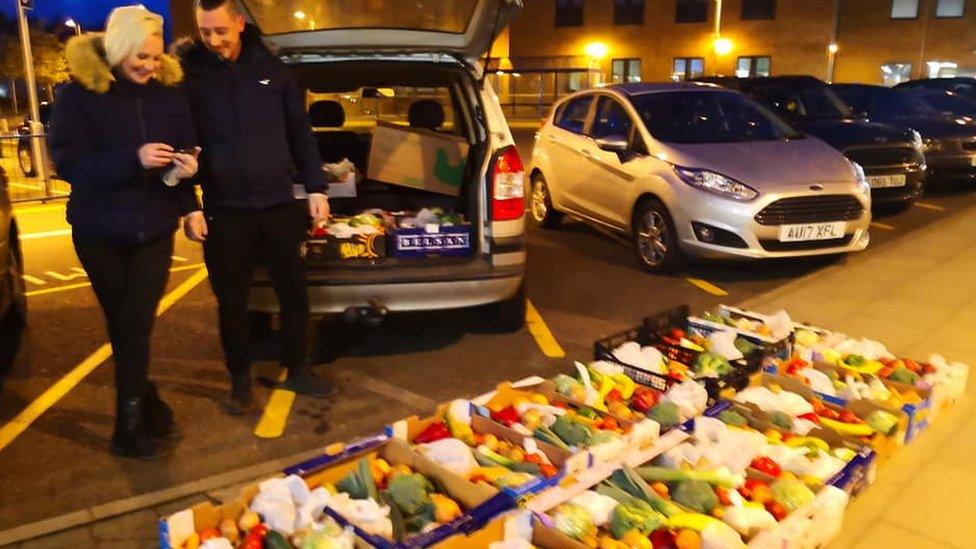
[73,232,174,400]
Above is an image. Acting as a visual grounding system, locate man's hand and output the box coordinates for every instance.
[183,211,208,242]
[308,193,330,223]
[138,143,175,169]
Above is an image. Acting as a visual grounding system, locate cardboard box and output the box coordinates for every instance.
[430,509,589,549]
[389,225,473,258]
[387,405,588,498]
[366,122,469,197]
[308,232,386,261]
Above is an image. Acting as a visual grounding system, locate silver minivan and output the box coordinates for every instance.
[240,0,527,330]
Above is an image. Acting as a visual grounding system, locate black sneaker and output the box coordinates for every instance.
[111,398,170,461]
[143,382,181,440]
[280,368,330,398]
[222,375,257,415]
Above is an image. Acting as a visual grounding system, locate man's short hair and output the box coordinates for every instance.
[195,0,240,15]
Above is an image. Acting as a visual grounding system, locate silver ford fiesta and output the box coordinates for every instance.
[528,82,872,273]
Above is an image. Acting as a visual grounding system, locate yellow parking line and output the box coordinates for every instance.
[0,267,209,452]
[254,369,295,439]
[870,221,896,231]
[24,263,206,297]
[914,202,945,212]
[20,229,71,240]
[12,203,66,214]
[685,278,729,296]
[525,299,565,358]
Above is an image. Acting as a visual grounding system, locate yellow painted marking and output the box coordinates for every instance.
[525,299,565,358]
[22,274,47,286]
[24,263,205,297]
[914,202,944,212]
[12,203,66,214]
[44,268,87,282]
[870,221,896,231]
[171,255,188,262]
[254,369,295,439]
[20,229,72,240]
[0,267,209,452]
[685,277,730,296]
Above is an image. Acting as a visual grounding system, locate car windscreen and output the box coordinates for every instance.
[631,91,803,144]
[911,91,976,117]
[244,0,478,35]
[878,90,942,119]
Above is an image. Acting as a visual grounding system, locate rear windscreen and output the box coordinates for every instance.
[307,87,459,134]
[244,0,478,35]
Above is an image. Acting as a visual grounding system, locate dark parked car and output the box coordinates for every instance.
[698,75,926,207]
[0,166,26,371]
[832,84,976,182]
[896,77,976,104]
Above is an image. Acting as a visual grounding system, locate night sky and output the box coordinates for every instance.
[0,0,172,34]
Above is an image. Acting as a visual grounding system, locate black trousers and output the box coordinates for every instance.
[203,202,310,377]
[73,232,174,401]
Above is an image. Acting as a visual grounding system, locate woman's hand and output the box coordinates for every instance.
[138,143,175,169]
[171,152,199,180]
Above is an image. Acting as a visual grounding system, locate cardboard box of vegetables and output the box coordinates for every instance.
[387,399,589,498]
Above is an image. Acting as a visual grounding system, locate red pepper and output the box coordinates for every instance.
[671,328,686,340]
[750,456,782,477]
[839,410,860,424]
[413,420,452,444]
[539,463,559,478]
[491,405,520,427]
[240,524,269,549]
[651,528,676,548]
[797,412,820,424]
[630,388,658,413]
[606,388,623,403]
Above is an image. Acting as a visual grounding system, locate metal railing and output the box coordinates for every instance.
[0,133,69,203]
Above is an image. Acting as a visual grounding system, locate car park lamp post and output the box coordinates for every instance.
[584,41,609,86]
[827,43,839,83]
[16,0,49,187]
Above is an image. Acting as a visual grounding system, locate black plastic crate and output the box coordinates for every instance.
[593,306,761,404]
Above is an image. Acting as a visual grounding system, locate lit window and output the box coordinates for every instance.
[672,57,705,81]
[936,0,964,17]
[891,0,919,18]
[881,63,913,86]
[612,59,643,83]
[736,56,772,77]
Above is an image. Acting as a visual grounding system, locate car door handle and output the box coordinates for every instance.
[580,149,594,159]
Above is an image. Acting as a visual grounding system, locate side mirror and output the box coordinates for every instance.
[595,136,629,153]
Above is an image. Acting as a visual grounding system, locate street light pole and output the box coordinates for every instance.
[16,0,48,185]
[712,0,724,76]
[65,18,81,36]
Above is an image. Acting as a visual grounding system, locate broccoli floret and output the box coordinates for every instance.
[387,473,433,516]
[610,500,665,539]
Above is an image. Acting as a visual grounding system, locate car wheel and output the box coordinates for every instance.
[530,174,563,229]
[490,281,526,332]
[633,199,684,274]
[0,230,26,375]
[17,142,35,177]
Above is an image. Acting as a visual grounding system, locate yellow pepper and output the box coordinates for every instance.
[621,530,652,549]
[431,493,462,523]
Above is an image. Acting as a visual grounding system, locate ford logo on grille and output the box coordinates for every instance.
[809,184,824,191]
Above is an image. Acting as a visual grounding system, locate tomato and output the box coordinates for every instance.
[750,457,782,477]
[765,501,789,521]
[606,389,623,403]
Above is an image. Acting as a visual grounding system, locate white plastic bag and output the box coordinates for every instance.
[415,438,479,477]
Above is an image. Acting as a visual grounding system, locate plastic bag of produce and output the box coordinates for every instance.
[708,330,744,361]
[569,490,620,527]
[663,380,708,419]
[416,438,479,477]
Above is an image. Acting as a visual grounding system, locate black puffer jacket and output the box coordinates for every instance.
[50,34,200,244]
[176,25,326,210]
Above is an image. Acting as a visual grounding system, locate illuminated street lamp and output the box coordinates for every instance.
[293,11,306,20]
[713,37,733,56]
[826,42,839,83]
[584,41,609,86]
[65,18,81,36]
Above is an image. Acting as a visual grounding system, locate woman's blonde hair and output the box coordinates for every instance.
[103,5,164,68]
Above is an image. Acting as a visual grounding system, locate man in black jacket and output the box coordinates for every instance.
[179,0,330,413]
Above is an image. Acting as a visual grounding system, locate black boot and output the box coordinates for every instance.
[111,397,170,461]
[143,382,180,440]
[280,364,330,398]
[222,374,257,415]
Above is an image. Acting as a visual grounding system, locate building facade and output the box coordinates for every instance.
[507,0,976,86]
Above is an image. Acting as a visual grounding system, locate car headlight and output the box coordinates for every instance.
[911,130,923,151]
[674,167,759,201]
[848,160,870,197]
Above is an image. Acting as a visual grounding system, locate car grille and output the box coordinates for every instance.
[754,195,865,226]
[843,146,918,168]
[759,235,854,252]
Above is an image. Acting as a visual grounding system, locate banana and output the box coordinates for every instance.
[819,416,875,436]
[784,436,830,452]
[667,512,723,532]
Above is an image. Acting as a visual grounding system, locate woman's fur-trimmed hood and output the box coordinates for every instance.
[65,34,183,93]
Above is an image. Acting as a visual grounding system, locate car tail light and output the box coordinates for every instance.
[491,146,525,221]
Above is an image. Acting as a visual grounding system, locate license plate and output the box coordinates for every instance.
[867,174,907,188]
[778,222,847,242]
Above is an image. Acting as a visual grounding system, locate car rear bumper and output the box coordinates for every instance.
[248,255,525,314]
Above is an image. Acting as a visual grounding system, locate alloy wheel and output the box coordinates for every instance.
[531,180,549,223]
[636,211,668,267]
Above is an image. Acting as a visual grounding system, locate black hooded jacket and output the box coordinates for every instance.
[176,25,326,210]
[49,35,200,244]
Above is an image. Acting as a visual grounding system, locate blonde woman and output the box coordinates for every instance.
[49,5,200,460]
